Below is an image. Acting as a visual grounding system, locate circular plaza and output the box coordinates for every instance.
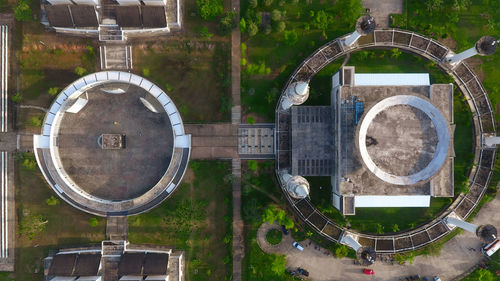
[33,71,191,216]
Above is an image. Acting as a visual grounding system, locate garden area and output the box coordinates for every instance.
[128,161,233,281]
[0,153,106,281]
[240,0,364,121]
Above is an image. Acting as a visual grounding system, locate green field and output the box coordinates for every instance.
[5,154,106,281]
[128,161,233,281]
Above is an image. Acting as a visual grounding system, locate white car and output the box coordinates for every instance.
[292,242,304,251]
[433,277,441,281]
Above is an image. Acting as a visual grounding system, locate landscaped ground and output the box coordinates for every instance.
[241,0,364,121]
[241,160,302,281]
[2,153,106,281]
[128,161,233,281]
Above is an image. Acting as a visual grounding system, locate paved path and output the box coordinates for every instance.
[184,124,238,159]
[362,0,403,28]
[19,104,47,112]
[257,188,500,281]
[232,159,243,281]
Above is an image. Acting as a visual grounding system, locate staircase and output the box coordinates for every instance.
[99,24,123,42]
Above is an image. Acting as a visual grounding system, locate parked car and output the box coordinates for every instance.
[297,267,309,277]
[433,277,441,281]
[363,268,374,275]
[292,241,304,251]
[281,225,289,235]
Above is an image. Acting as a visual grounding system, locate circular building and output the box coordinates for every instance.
[33,71,191,216]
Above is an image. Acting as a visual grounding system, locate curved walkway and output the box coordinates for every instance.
[275,28,496,253]
[258,191,499,281]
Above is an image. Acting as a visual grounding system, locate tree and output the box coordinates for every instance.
[263,0,273,6]
[248,21,258,36]
[11,92,22,103]
[239,18,247,33]
[312,10,329,31]
[218,11,237,35]
[14,0,32,21]
[196,0,223,20]
[284,30,298,46]
[337,0,364,25]
[426,0,444,11]
[248,0,258,8]
[247,116,255,124]
[29,116,42,127]
[20,212,48,240]
[270,254,286,275]
[334,245,349,258]
[271,9,282,21]
[275,21,286,33]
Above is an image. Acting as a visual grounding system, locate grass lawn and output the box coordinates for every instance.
[132,40,231,123]
[7,153,106,281]
[18,24,98,107]
[128,161,233,281]
[241,0,364,121]
[131,0,232,123]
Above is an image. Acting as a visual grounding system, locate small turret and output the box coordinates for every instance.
[281,82,310,110]
[447,36,498,64]
[343,16,376,47]
[281,173,310,199]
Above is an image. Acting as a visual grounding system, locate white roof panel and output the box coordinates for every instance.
[354,73,430,86]
[354,195,430,207]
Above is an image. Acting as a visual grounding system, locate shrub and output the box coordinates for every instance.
[392,224,400,232]
[45,196,60,206]
[14,0,32,21]
[266,229,282,245]
[247,116,255,124]
[11,92,22,103]
[74,66,86,76]
[48,87,59,96]
[248,0,258,8]
[245,61,271,75]
[284,30,298,46]
[248,21,258,36]
[240,58,247,66]
[263,0,273,6]
[164,83,173,92]
[248,160,258,170]
[391,48,402,58]
[196,0,223,20]
[241,42,247,55]
[218,11,238,35]
[142,67,150,77]
[200,26,213,39]
[20,212,47,240]
[263,24,272,35]
[275,21,286,33]
[29,116,43,127]
[270,254,286,275]
[89,218,99,227]
[271,9,281,21]
[239,18,247,33]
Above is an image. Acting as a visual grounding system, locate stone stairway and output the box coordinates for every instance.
[100,44,132,70]
[99,24,123,42]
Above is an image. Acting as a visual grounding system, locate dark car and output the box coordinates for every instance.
[281,225,289,235]
[297,268,309,277]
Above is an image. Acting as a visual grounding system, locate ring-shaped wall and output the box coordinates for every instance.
[357,95,451,185]
[275,29,496,253]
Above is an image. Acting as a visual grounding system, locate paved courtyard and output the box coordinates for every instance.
[362,0,403,28]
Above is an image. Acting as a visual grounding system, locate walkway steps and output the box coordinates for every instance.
[100,44,132,70]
